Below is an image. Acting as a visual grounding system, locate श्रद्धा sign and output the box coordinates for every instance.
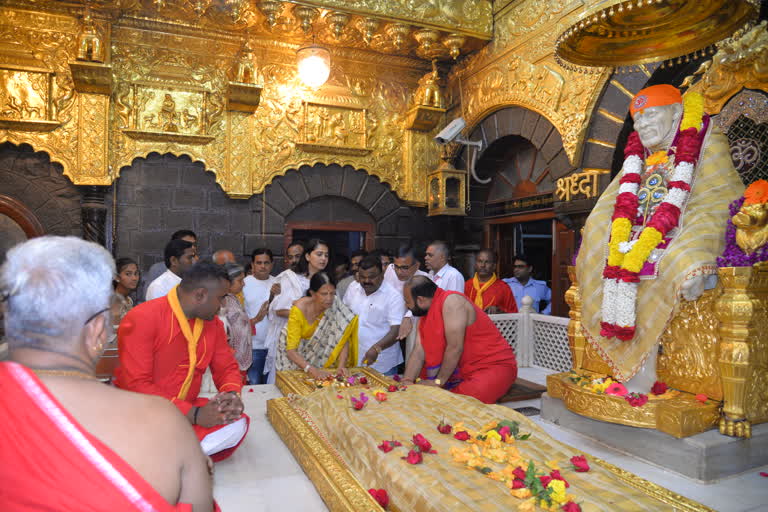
[555,168,609,201]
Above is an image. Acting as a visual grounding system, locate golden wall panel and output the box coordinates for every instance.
[449,0,609,165]
[0,3,437,203]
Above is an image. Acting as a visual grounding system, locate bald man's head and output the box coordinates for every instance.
[212,250,236,266]
[403,275,437,317]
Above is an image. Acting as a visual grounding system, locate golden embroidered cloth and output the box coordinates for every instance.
[577,128,744,381]
[285,386,707,511]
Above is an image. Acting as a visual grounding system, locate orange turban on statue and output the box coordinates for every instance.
[629,84,682,118]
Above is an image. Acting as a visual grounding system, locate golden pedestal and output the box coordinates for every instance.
[553,263,768,438]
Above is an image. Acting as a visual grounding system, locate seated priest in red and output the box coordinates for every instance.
[402,276,517,404]
[464,249,518,314]
[115,261,249,462]
[0,236,215,511]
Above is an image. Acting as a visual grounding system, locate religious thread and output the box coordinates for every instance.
[600,92,706,341]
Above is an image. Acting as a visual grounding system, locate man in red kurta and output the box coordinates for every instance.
[115,261,249,462]
[464,249,518,314]
[402,276,517,403]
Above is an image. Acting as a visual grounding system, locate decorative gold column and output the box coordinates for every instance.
[716,266,756,438]
[564,265,586,371]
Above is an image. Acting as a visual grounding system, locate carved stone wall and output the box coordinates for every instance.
[112,155,440,273]
[112,153,258,271]
[0,142,82,238]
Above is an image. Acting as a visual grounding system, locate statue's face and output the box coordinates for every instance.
[633,103,682,149]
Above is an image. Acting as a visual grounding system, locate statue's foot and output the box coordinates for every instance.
[719,417,751,438]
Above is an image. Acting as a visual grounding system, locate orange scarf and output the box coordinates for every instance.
[471,273,497,309]
[167,285,204,401]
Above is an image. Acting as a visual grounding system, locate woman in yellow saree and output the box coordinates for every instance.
[275,272,359,380]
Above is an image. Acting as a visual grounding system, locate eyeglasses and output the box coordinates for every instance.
[84,307,110,326]
[513,264,530,269]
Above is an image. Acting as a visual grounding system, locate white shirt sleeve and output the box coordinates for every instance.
[387,289,406,326]
[444,268,465,293]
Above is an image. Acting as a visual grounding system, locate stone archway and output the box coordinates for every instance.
[0,142,82,239]
[262,163,433,268]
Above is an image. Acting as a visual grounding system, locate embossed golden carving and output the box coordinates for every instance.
[684,21,768,115]
[657,288,723,401]
[0,2,458,201]
[547,372,721,438]
[564,266,586,371]
[285,0,492,38]
[715,264,768,438]
[267,398,389,512]
[76,7,104,63]
[733,202,768,254]
[556,169,609,201]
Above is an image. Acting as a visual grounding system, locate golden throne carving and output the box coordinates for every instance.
[549,22,768,439]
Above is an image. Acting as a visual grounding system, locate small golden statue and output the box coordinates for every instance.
[734,180,768,255]
[234,38,257,84]
[415,60,445,109]
[76,7,104,63]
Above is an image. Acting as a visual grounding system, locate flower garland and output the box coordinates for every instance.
[600,92,707,341]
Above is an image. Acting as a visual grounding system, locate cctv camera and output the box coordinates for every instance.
[434,118,466,145]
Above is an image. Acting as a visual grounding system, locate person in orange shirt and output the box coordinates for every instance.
[115,261,248,462]
[464,249,518,314]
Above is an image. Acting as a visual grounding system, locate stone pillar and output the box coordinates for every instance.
[80,185,108,246]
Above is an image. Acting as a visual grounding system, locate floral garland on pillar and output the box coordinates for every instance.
[600,93,707,341]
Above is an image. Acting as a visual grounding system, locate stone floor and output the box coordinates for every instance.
[212,367,768,511]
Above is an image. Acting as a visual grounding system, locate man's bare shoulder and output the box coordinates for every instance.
[443,292,470,310]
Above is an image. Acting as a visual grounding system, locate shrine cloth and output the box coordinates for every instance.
[419,288,517,404]
[285,385,697,511]
[0,361,199,511]
[114,288,248,461]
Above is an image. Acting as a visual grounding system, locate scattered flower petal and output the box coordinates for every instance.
[651,381,668,395]
[368,488,389,508]
[454,430,470,441]
[402,449,422,464]
[695,393,708,404]
[570,455,590,472]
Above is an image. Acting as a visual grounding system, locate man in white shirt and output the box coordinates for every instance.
[384,244,430,341]
[145,239,198,301]
[337,249,367,301]
[425,240,464,293]
[242,248,280,385]
[343,255,405,375]
[139,229,196,303]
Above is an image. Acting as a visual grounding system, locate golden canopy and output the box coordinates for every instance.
[555,0,759,71]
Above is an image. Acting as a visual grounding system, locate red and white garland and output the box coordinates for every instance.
[600,93,707,341]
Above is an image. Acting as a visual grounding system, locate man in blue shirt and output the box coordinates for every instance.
[502,254,551,315]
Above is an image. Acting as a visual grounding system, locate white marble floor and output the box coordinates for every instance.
[212,368,768,511]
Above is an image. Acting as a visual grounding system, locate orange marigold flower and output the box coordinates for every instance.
[645,151,668,167]
[744,179,768,205]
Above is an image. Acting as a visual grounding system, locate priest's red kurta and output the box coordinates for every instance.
[464,277,518,313]
[418,288,517,403]
[0,362,201,512]
[114,294,247,460]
